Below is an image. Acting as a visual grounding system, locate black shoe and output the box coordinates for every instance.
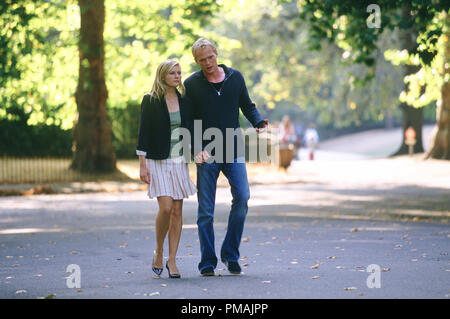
[222,260,241,274]
[152,252,163,276]
[166,262,181,279]
[200,266,215,277]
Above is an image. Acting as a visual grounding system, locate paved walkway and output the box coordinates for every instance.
[1,124,449,299]
[0,155,449,299]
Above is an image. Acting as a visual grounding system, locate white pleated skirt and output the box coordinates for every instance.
[146,157,197,200]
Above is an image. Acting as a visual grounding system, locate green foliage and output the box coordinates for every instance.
[385,11,448,109]
[4,0,444,158]
[292,0,449,112]
[108,101,140,158]
[1,0,220,127]
[0,118,72,156]
[1,0,220,156]
[0,0,41,87]
[216,0,404,129]
[294,0,448,67]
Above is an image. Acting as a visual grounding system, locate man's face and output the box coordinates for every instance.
[195,46,218,75]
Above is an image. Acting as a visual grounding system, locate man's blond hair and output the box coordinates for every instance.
[191,38,218,59]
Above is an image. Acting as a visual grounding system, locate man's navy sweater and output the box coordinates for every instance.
[184,64,264,162]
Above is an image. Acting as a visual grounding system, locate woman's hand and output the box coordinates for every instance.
[194,150,211,166]
[140,165,150,184]
[138,154,150,184]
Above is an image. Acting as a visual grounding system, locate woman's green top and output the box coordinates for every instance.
[169,110,182,158]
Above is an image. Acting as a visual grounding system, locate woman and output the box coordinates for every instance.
[278,115,299,169]
[279,115,297,145]
[136,59,197,279]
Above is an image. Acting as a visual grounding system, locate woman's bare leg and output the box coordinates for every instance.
[153,196,173,268]
[167,199,183,274]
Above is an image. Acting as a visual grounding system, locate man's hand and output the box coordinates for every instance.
[256,119,269,133]
[194,150,211,166]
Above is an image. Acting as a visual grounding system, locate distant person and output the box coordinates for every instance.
[294,122,303,159]
[278,115,299,168]
[136,59,197,279]
[304,123,319,160]
[279,115,298,147]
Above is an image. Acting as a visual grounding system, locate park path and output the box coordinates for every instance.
[0,156,449,299]
[0,125,449,299]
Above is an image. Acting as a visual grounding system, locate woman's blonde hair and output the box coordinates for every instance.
[150,59,185,99]
[191,38,218,60]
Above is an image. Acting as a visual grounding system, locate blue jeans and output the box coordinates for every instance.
[196,157,250,272]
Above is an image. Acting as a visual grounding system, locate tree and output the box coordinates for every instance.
[425,12,449,159]
[71,0,220,171]
[293,0,450,158]
[71,0,115,172]
[215,0,404,132]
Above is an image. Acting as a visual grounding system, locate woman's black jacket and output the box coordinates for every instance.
[136,91,192,161]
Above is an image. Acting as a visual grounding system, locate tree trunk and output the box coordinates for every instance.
[392,5,424,156]
[72,0,116,172]
[425,16,450,160]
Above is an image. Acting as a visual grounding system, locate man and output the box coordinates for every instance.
[184,38,268,276]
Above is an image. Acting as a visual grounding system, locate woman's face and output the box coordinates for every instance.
[164,64,181,88]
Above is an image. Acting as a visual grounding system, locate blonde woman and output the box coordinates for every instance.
[136,59,197,278]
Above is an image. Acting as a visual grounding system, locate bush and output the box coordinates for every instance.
[0,119,72,157]
[108,101,141,159]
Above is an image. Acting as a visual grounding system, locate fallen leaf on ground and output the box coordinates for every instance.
[144,292,160,296]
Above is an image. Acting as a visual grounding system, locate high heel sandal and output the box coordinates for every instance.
[152,251,163,276]
[166,261,181,279]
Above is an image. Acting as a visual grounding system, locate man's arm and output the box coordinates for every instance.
[184,78,210,165]
[237,72,268,130]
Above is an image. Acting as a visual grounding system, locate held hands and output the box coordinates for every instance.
[194,150,211,166]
